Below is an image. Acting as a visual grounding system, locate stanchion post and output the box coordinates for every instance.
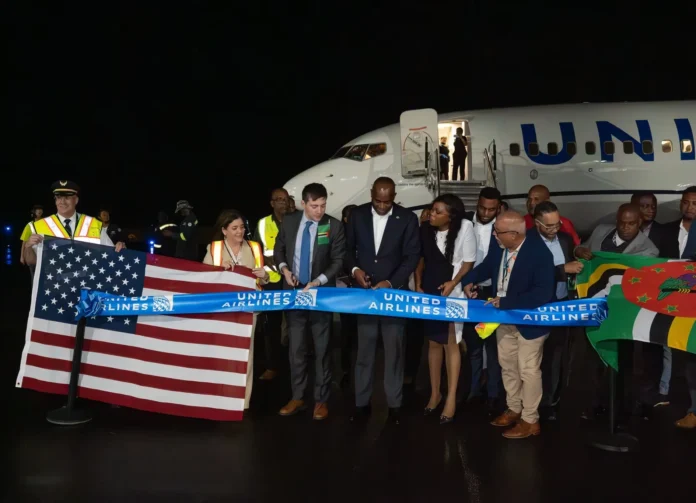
[46,317,93,425]
[588,365,639,452]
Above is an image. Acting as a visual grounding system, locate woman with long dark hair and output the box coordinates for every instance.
[414,194,477,423]
[203,209,269,410]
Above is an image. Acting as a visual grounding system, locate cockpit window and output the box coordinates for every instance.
[364,143,387,160]
[345,144,369,161]
[330,146,351,159]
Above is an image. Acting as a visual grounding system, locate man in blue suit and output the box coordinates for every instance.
[345,177,421,424]
[461,211,556,439]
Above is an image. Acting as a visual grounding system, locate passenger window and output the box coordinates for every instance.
[364,143,387,160]
[547,142,558,155]
[345,144,369,161]
[567,142,577,156]
[585,141,596,155]
[623,141,634,154]
[528,142,539,156]
[331,146,351,159]
[681,139,693,154]
[510,143,520,156]
[662,140,672,153]
[604,141,615,155]
[642,140,653,155]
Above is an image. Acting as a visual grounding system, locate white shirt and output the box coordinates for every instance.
[435,219,478,268]
[679,220,689,257]
[472,213,495,286]
[612,231,625,247]
[497,239,525,296]
[372,206,392,253]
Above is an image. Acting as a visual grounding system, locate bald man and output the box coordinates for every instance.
[524,185,581,246]
[461,210,556,439]
[574,203,658,420]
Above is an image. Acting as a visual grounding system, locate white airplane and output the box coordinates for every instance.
[283,102,695,235]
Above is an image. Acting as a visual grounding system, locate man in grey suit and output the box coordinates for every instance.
[574,203,658,419]
[274,183,345,420]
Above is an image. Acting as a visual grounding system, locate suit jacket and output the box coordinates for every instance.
[274,211,345,288]
[460,231,556,339]
[660,219,696,259]
[581,224,659,257]
[528,228,574,284]
[345,203,421,290]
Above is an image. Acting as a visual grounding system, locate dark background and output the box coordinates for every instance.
[3,4,690,232]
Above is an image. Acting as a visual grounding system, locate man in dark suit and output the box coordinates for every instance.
[529,201,584,421]
[659,186,696,429]
[631,192,666,254]
[461,211,556,439]
[274,183,345,420]
[345,177,420,423]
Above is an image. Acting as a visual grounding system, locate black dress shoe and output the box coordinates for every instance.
[388,407,401,424]
[349,405,371,423]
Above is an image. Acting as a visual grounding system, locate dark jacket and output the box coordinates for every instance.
[527,228,574,283]
[274,211,345,288]
[172,212,199,260]
[460,231,556,339]
[345,202,421,290]
[661,219,696,259]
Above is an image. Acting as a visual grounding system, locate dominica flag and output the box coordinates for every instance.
[576,251,696,370]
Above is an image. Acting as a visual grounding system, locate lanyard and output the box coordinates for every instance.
[500,248,516,292]
[224,241,243,266]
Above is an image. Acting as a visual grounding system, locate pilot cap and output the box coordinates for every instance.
[175,200,193,213]
[51,180,80,196]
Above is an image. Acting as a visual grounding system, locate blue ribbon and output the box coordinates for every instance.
[77,288,607,327]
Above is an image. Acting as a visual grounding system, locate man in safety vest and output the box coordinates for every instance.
[22,180,126,277]
[253,187,290,380]
[163,200,199,260]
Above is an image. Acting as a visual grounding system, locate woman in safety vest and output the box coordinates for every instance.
[202,209,268,410]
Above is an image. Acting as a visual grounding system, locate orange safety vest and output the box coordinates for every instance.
[24,214,102,244]
[210,240,265,286]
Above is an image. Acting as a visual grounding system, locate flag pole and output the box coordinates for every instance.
[588,365,639,452]
[46,317,93,425]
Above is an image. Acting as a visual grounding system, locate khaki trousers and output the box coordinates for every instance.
[496,324,548,424]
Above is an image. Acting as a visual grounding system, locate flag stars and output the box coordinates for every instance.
[51,298,57,305]
[51,243,58,250]
[133,258,140,264]
[71,286,77,293]
[63,277,71,284]
[57,307,65,314]
[637,294,652,303]
[102,253,108,259]
[124,319,131,326]
[44,289,50,295]
[107,316,114,322]
[89,274,96,280]
[66,262,72,269]
[124,264,131,271]
[54,283,61,290]
[665,305,679,313]
[59,253,65,259]
[49,259,56,265]
[85,250,91,257]
[75,256,82,263]
[122,279,129,285]
[106,276,113,283]
[80,281,87,287]
[132,273,138,279]
[46,273,53,281]
[60,293,67,299]
[108,261,115,267]
[68,247,74,254]
[92,259,98,265]
[96,282,103,289]
[113,285,120,292]
[129,288,135,295]
[68,301,74,308]
[56,268,63,274]
[73,271,80,278]
[115,270,122,277]
[42,304,48,311]
[99,267,105,274]
[118,255,125,262]
[629,277,642,284]
[82,265,89,272]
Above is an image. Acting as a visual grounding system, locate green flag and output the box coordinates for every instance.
[576,252,696,370]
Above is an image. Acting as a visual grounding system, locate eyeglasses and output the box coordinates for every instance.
[535,219,562,231]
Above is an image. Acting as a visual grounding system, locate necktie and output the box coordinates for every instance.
[299,220,312,285]
[64,218,72,237]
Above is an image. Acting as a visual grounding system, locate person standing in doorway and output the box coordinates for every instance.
[452,127,467,181]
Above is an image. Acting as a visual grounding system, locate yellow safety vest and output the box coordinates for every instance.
[210,240,265,287]
[256,215,281,283]
[22,214,102,244]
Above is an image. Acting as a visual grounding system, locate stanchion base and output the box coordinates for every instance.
[46,405,93,426]
[588,431,639,453]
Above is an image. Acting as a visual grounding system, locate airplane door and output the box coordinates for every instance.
[400,109,439,196]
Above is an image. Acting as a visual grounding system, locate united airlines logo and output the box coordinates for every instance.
[152,295,174,312]
[295,290,318,307]
[445,298,468,320]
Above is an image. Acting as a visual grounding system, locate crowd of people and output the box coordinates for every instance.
[18,178,696,438]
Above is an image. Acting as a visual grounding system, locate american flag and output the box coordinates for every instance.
[16,238,256,421]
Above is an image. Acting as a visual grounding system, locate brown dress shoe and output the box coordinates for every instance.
[675,412,696,429]
[279,399,306,416]
[259,369,278,381]
[502,419,541,439]
[490,409,521,427]
[313,403,329,420]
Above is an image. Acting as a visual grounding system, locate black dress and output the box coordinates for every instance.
[420,224,454,344]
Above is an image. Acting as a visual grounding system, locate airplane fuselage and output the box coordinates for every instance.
[284,102,694,235]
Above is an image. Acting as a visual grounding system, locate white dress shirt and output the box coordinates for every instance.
[497,239,525,297]
[679,220,689,257]
[33,212,114,251]
[352,207,393,280]
[472,214,495,286]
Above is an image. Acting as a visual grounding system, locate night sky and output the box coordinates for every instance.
[4,4,690,232]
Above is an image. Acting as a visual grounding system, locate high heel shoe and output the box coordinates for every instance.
[439,414,454,425]
[424,396,442,416]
